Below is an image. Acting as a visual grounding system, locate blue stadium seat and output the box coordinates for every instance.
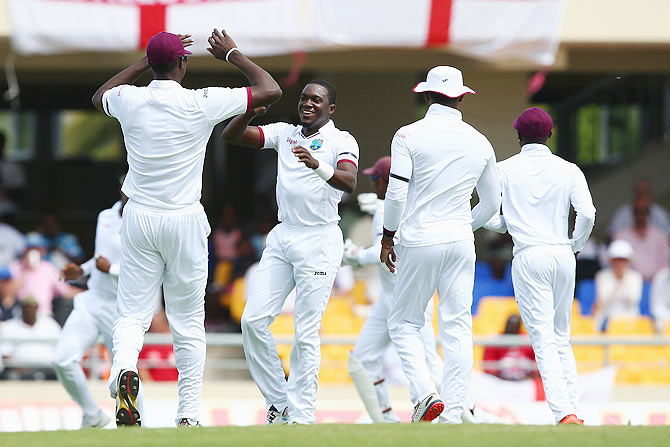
[472,277,515,314]
[575,279,596,315]
[474,261,493,281]
[640,281,652,316]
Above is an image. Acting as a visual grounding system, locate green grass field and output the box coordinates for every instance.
[2,424,669,447]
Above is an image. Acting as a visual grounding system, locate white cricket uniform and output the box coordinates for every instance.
[52,201,126,421]
[352,201,442,419]
[384,104,501,423]
[102,80,250,422]
[241,120,358,424]
[481,143,596,423]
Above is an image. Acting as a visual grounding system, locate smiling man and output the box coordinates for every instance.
[223,79,358,424]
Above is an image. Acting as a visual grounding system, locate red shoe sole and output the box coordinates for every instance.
[421,401,445,422]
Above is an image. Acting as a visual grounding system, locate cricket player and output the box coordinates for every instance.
[222,79,358,424]
[478,108,596,425]
[380,66,501,423]
[92,30,281,427]
[54,195,137,428]
[343,156,442,423]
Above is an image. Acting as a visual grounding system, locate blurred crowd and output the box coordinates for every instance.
[1,120,669,380]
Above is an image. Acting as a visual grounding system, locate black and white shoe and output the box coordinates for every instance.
[177,418,201,427]
[115,370,141,427]
[411,393,444,423]
[265,405,289,425]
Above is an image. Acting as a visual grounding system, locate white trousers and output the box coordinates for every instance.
[53,290,117,419]
[109,201,210,422]
[388,241,475,423]
[512,245,579,423]
[354,289,441,416]
[242,223,343,424]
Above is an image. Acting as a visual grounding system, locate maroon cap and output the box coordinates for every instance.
[363,156,391,182]
[146,32,192,65]
[513,107,553,140]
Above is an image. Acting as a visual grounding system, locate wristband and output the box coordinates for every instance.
[225,47,240,62]
[313,162,335,181]
[382,228,396,238]
[381,241,393,250]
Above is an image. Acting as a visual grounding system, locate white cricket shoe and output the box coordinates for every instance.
[81,409,111,428]
[177,418,201,427]
[411,393,444,423]
[265,405,289,425]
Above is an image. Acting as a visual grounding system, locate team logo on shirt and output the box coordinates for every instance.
[310,139,323,151]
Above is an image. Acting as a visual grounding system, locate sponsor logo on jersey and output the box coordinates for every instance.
[314,271,326,276]
[310,139,323,151]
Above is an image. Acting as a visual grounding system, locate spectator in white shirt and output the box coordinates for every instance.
[609,179,670,236]
[0,213,25,267]
[0,297,61,380]
[650,264,670,333]
[594,240,643,331]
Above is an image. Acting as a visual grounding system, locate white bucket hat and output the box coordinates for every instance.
[413,66,476,98]
[607,239,634,260]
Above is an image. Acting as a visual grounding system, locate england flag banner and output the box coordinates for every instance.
[10,0,564,65]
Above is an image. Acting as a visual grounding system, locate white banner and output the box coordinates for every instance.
[10,0,564,65]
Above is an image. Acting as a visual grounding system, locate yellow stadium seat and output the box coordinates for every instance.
[606,317,655,335]
[270,314,295,336]
[473,297,519,335]
[571,315,597,335]
[228,278,247,323]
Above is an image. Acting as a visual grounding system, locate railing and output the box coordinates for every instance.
[2,334,670,373]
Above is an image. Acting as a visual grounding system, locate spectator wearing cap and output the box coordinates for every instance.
[0,267,19,321]
[609,179,670,237]
[613,198,670,281]
[9,232,77,315]
[0,296,61,380]
[594,240,643,331]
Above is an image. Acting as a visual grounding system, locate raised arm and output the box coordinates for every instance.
[208,29,281,109]
[222,108,266,148]
[92,34,193,112]
[292,147,358,193]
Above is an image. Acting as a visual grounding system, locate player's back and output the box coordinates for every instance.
[103,81,248,210]
[498,144,585,254]
[397,104,495,246]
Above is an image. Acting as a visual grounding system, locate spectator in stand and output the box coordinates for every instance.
[250,215,276,260]
[650,263,670,333]
[0,297,61,380]
[138,311,178,382]
[613,199,670,281]
[609,179,670,237]
[594,240,643,331]
[482,314,537,381]
[0,267,19,321]
[0,213,25,267]
[211,205,243,289]
[9,232,77,315]
[37,211,85,269]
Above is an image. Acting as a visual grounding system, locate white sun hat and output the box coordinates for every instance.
[607,239,634,260]
[413,66,476,98]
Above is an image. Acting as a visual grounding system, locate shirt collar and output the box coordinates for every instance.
[149,80,182,89]
[299,119,335,138]
[426,103,463,120]
[520,143,552,154]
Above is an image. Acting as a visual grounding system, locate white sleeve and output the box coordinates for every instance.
[80,258,95,277]
[195,86,250,123]
[336,132,360,169]
[570,166,597,253]
[471,152,502,232]
[258,122,292,152]
[102,85,132,119]
[383,130,412,233]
